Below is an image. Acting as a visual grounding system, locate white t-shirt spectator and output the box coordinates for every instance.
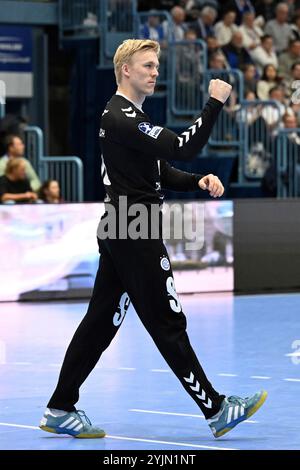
[214,21,239,46]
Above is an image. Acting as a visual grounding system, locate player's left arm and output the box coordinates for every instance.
[160,160,224,197]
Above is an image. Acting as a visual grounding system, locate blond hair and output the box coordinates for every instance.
[113,39,160,85]
[5,157,26,176]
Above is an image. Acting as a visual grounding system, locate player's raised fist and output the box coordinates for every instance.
[208,79,232,104]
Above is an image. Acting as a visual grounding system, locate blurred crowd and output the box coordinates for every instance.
[0,118,62,204]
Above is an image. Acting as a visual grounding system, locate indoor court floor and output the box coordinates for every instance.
[0,292,299,450]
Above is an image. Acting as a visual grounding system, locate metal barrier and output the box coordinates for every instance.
[276,128,300,198]
[238,99,282,184]
[59,0,100,40]
[135,10,173,86]
[99,0,137,66]
[167,40,207,124]
[42,156,84,202]
[24,126,84,202]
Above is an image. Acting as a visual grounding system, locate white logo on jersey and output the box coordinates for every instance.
[113,293,131,326]
[121,106,136,118]
[99,128,105,138]
[102,109,109,116]
[138,122,163,139]
[166,276,182,313]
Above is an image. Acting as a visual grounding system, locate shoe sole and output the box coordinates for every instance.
[214,390,268,438]
[39,425,106,439]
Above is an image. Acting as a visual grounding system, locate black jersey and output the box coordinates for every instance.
[99,94,223,207]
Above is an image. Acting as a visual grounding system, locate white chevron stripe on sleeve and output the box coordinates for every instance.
[188,124,196,135]
[196,390,206,401]
[178,136,184,147]
[203,398,212,409]
[190,381,200,393]
[125,111,137,118]
[121,106,132,112]
[183,372,194,384]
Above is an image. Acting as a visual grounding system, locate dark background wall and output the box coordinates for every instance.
[234,199,300,293]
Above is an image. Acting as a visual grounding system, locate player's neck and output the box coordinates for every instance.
[116,86,145,110]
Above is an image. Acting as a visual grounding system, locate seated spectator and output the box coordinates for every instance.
[214,10,239,46]
[257,64,281,100]
[278,39,300,81]
[222,31,253,69]
[0,158,37,204]
[239,11,263,52]
[282,61,300,102]
[0,134,41,191]
[253,0,279,23]
[221,0,255,26]
[208,51,228,70]
[242,63,258,94]
[206,35,225,61]
[250,34,278,75]
[139,13,166,43]
[163,6,187,41]
[38,179,63,204]
[290,14,300,41]
[264,3,292,53]
[261,85,290,131]
[189,5,217,39]
[0,114,27,156]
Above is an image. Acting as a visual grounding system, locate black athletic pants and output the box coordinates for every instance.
[47,237,225,419]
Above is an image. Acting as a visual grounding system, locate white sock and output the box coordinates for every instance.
[46,407,68,417]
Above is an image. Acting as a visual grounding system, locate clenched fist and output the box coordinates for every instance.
[198,174,224,198]
[208,79,232,104]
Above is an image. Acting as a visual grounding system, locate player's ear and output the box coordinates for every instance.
[122,63,130,79]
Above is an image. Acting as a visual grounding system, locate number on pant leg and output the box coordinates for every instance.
[166,276,182,313]
[113,293,130,326]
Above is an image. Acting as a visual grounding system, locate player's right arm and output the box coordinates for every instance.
[109,79,232,162]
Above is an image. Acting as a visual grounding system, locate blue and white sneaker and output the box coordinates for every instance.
[39,409,105,438]
[207,390,267,438]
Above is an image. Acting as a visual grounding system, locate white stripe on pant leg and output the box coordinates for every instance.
[59,417,75,428]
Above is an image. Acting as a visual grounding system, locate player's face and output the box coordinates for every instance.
[127,49,159,97]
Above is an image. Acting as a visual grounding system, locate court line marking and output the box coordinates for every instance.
[0,422,236,451]
[283,378,300,382]
[129,408,258,423]
[250,376,271,380]
[151,369,170,373]
[218,373,238,377]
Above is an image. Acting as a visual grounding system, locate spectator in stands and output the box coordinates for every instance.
[278,39,300,81]
[222,30,253,69]
[264,3,292,53]
[206,35,225,62]
[239,11,263,52]
[261,85,290,131]
[139,13,166,43]
[238,90,262,125]
[163,6,187,41]
[208,51,228,70]
[257,64,281,100]
[242,63,258,94]
[0,158,37,204]
[0,134,41,192]
[0,114,27,156]
[221,0,255,25]
[290,14,300,41]
[282,61,300,102]
[214,10,239,47]
[189,5,217,40]
[38,180,62,204]
[253,0,279,23]
[250,34,278,75]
